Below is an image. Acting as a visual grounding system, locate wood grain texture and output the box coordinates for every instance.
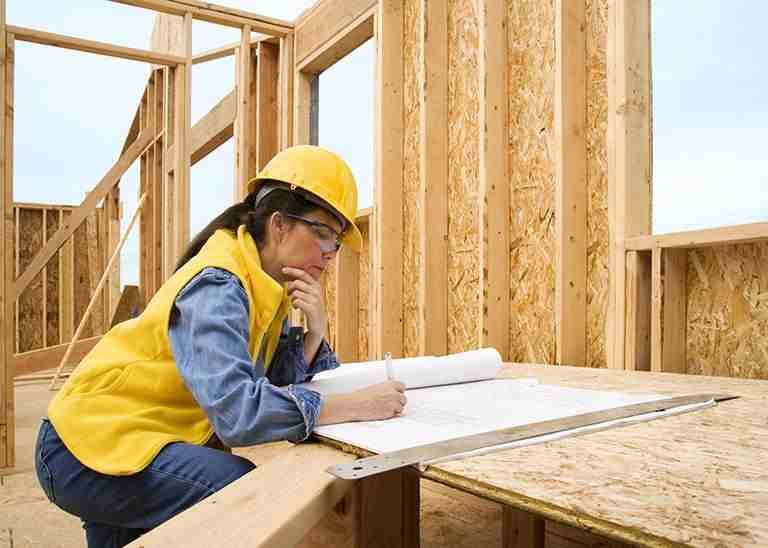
[428,364,768,547]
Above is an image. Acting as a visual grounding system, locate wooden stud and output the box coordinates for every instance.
[233,26,253,201]
[650,247,662,371]
[624,250,651,371]
[60,210,74,344]
[657,248,686,374]
[293,71,313,147]
[334,246,359,363]
[555,0,587,366]
[256,42,279,170]
[1,16,13,468]
[13,131,153,300]
[478,0,510,361]
[607,0,652,369]
[373,0,404,359]
[170,12,192,269]
[140,88,150,300]
[13,207,18,353]
[418,0,448,357]
[153,69,164,292]
[41,209,48,346]
[502,506,545,548]
[278,34,294,151]
[7,24,186,66]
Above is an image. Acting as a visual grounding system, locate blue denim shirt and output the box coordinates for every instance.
[168,267,339,447]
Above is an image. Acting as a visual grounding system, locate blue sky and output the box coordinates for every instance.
[652,0,768,232]
[6,1,766,287]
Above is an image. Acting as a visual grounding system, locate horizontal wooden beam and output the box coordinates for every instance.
[13,131,153,299]
[296,7,374,74]
[7,25,185,65]
[295,0,375,67]
[13,336,101,378]
[625,222,768,250]
[108,0,292,35]
[127,444,355,547]
[168,90,235,170]
[192,38,258,65]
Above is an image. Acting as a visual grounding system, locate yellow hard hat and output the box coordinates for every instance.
[247,145,362,252]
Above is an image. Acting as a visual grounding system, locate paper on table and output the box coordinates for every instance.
[300,347,502,396]
[312,378,677,457]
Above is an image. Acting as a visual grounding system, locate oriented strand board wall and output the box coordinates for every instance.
[687,243,768,379]
[402,0,422,357]
[507,0,556,363]
[358,221,371,360]
[446,0,480,353]
[324,260,337,350]
[15,205,109,353]
[585,0,610,368]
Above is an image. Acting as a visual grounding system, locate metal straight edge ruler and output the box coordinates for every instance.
[327,393,737,480]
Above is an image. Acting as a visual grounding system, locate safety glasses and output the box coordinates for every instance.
[284,214,343,253]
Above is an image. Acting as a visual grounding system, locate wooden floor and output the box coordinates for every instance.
[0,378,504,548]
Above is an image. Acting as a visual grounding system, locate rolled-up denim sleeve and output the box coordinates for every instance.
[169,267,321,446]
[267,321,340,386]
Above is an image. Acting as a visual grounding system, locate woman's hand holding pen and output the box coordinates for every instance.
[317,381,407,425]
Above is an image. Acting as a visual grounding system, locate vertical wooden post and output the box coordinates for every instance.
[140,85,150,301]
[234,25,253,201]
[555,0,587,366]
[373,0,404,360]
[59,210,74,344]
[502,507,545,548]
[607,0,652,369]
[417,0,448,357]
[625,250,652,370]
[153,69,164,291]
[256,41,279,170]
[173,13,192,265]
[478,0,510,360]
[651,248,687,373]
[334,246,359,363]
[1,21,14,468]
[278,34,294,151]
[352,468,420,548]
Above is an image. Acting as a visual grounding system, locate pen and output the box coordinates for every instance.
[384,352,395,381]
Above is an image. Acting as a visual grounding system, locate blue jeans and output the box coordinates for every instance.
[34,419,255,547]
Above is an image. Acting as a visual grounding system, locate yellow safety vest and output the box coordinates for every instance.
[48,225,291,475]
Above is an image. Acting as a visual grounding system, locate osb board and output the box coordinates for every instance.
[585,0,610,368]
[507,0,556,363]
[447,0,480,353]
[45,211,61,348]
[429,364,768,547]
[687,243,768,379]
[401,0,422,357]
[17,209,44,353]
[73,221,97,340]
[358,222,370,360]
[323,260,337,351]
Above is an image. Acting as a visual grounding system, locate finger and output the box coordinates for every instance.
[392,381,406,393]
[282,267,314,284]
[287,279,320,295]
[290,291,319,307]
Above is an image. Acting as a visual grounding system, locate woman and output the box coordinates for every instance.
[34,145,406,547]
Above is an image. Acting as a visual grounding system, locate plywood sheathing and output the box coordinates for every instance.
[507,0,556,363]
[687,242,768,379]
[17,209,43,352]
[45,210,60,348]
[447,0,480,353]
[402,0,422,358]
[358,220,371,360]
[585,0,610,368]
[323,259,337,350]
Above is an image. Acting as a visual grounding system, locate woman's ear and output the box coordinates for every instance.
[269,211,286,244]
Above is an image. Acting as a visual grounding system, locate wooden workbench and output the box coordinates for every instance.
[415,364,768,547]
[130,364,768,547]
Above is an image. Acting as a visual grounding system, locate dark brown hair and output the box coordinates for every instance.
[174,180,319,272]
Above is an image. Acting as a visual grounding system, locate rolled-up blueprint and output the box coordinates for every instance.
[299,347,502,396]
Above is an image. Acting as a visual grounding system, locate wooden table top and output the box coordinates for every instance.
[419,364,768,547]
